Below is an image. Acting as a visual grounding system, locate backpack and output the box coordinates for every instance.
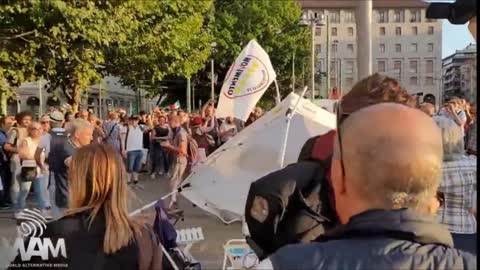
[244,131,338,260]
[47,129,68,172]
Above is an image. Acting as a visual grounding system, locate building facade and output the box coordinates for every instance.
[298,0,442,105]
[442,43,477,104]
[6,76,157,118]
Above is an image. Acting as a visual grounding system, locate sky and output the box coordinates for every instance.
[442,20,476,58]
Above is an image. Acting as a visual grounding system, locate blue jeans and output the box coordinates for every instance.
[151,144,168,174]
[452,233,477,255]
[14,175,48,211]
[126,150,143,173]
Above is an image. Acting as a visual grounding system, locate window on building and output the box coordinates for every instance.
[393,61,402,79]
[425,76,434,85]
[344,10,355,23]
[379,27,386,35]
[345,77,354,85]
[395,27,402,35]
[378,60,386,72]
[380,44,385,53]
[426,60,434,73]
[427,43,434,52]
[329,10,340,23]
[348,27,354,36]
[409,60,418,73]
[315,44,322,53]
[410,9,421,22]
[394,10,405,23]
[378,10,388,23]
[410,43,418,53]
[426,18,436,23]
[395,44,401,53]
[332,27,337,36]
[332,44,338,52]
[428,26,434,35]
[409,77,418,85]
[412,26,418,35]
[315,27,321,36]
[347,44,354,53]
[345,60,354,74]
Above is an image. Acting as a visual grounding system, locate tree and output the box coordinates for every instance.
[210,0,310,109]
[103,0,214,96]
[33,1,123,113]
[0,1,39,114]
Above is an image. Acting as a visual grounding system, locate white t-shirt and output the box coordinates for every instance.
[121,125,144,152]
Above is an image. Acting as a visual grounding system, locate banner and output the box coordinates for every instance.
[216,40,276,121]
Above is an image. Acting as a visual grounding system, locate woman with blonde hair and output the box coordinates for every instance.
[11,143,162,269]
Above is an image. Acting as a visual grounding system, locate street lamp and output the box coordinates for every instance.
[299,11,325,101]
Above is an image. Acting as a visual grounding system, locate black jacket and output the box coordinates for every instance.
[270,209,476,270]
[9,211,159,270]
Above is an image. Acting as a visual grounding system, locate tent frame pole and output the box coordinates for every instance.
[274,80,281,105]
[278,86,309,168]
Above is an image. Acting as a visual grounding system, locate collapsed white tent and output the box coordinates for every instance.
[181,92,336,224]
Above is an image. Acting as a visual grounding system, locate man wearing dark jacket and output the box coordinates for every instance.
[258,103,476,269]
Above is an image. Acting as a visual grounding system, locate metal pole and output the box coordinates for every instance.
[311,22,316,101]
[98,83,102,119]
[339,60,342,97]
[326,15,330,100]
[292,52,296,92]
[38,79,43,116]
[279,86,309,168]
[211,59,215,101]
[186,77,191,113]
[356,0,373,79]
[192,80,195,112]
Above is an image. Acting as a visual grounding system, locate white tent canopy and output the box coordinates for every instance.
[181,93,336,223]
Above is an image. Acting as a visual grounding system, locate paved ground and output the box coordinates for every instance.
[0,174,243,269]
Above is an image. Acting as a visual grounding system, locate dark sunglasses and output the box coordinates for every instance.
[40,121,49,124]
[335,100,347,178]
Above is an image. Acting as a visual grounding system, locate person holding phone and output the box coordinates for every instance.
[219,116,238,145]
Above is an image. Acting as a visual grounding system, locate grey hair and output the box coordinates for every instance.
[70,119,93,136]
[434,116,464,161]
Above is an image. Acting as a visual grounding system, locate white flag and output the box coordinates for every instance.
[216,40,276,121]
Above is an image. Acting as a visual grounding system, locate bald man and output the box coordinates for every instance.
[258,104,475,270]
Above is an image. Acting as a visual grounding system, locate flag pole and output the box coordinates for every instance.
[278,86,308,168]
[274,79,281,105]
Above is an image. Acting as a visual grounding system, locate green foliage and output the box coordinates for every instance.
[212,0,310,104]
[104,0,214,91]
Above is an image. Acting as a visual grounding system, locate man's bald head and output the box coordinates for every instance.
[332,103,443,222]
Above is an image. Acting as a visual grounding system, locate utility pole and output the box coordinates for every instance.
[98,83,102,119]
[356,0,373,79]
[38,79,43,116]
[310,22,316,100]
[186,77,191,113]
[192,79,195,112]
[292,52,296,92]
[211,59,215,101]
[325,15,330,100]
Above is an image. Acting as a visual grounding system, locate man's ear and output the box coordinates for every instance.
[425,196,440,216]
[468,16,477,41]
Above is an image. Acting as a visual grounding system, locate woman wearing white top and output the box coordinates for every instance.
[15,122,50,219]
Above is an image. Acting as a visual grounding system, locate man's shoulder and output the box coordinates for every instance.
[270,241,476,270]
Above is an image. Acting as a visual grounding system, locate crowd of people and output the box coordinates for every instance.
[0,100,265,218]
[0,72,476,269]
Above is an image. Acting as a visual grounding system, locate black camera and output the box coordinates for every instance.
[426,0,477,25]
